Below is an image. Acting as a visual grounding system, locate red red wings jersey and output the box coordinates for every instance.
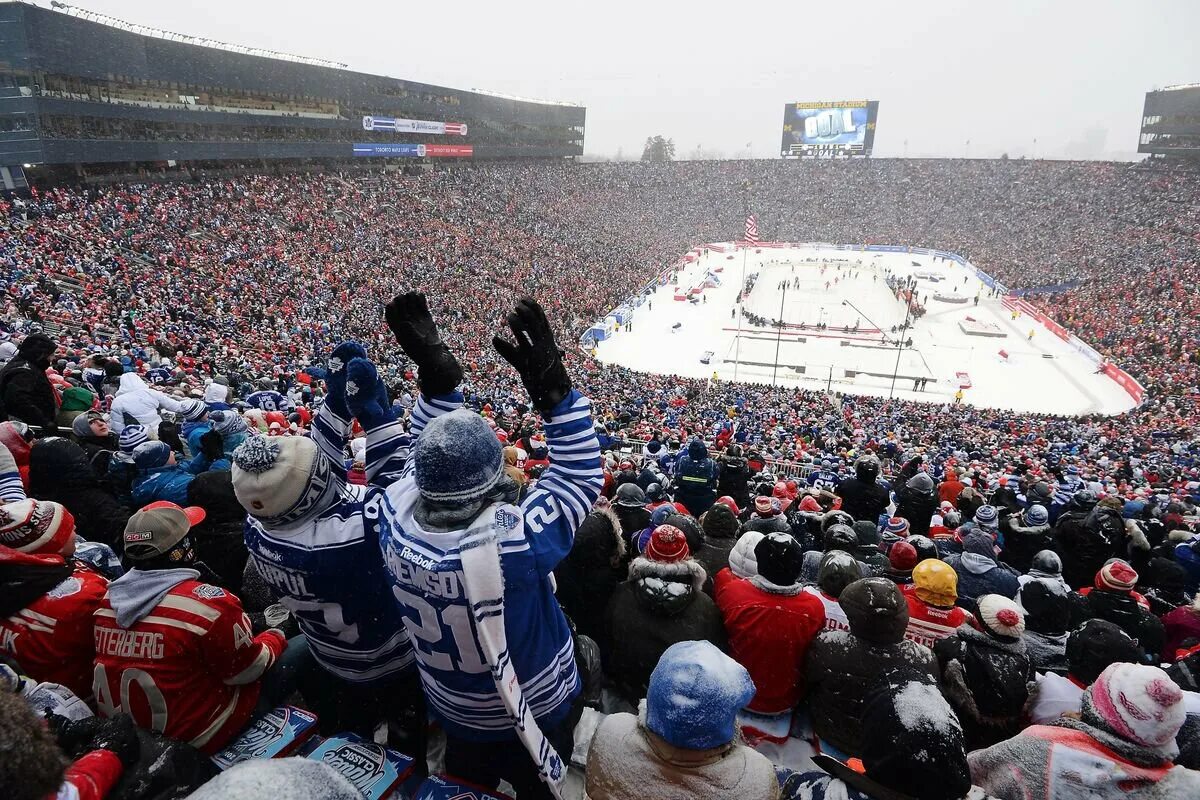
[901,586,978,648]
[0,561,108,698]
[92,578,286,753]
[801,586,850,633]
[714,568,825,714]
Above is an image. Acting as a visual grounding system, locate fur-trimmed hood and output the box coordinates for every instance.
[627,556,708,617]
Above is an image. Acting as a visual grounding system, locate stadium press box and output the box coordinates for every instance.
[210,705,319,769]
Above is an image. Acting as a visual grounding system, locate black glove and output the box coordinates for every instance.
[384,292,462,396]
[199,430,224,461]
[87,714,141,767]
[492,297,572,414]
[158,421,185,454]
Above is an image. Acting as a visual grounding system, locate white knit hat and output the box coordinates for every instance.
[977,594,1025,639]
[231,436,339,527]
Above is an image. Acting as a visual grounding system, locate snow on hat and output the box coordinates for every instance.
[753,495,775,516]
[209,410,248,436]
[1023,503,1049,527]
[0,499,75,554]
[119,425,149,453]
[818,550,861,598]
[939,500,955,514]
[884,517,910,537]
[1096,559,1138,592]
[728,531,764,579]
[413,410,504,505]
[646,525,690,563]
[232,436,340,527]
[840,577,909,644]
[888,540,920,573]
[133,441,172,470]
[179,398,208,422]
[753,532,803,588]
[913,559,957,607]
[977,594,1025,639]
[974,504,999,528]
[1085,663,1185,757]
[645,640,755,750]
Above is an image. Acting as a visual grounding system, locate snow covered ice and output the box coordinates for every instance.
[593,245,1137,416]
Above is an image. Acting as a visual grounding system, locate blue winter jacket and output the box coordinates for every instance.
[673,439,718,517]
[131,452,227,507]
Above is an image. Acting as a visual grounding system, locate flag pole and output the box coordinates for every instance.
[771,282,786,385]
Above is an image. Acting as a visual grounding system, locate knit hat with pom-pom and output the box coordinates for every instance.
[1095,559,1138,592]
[232,435,339,527]
[977,594,1025,639]
[1084,662,1186,758]
[645,525,690,563]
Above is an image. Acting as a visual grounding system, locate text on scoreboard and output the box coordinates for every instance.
[781,100,879,157]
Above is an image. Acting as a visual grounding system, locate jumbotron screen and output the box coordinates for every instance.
[780,100,879,157]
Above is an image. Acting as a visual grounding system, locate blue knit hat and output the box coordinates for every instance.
[974,504,999,528]
[884,517,910,537]
[119,425,149,454]
[645,640,755,750]
[1024,504,1049,527]
[133,441,171,470]
[413,410,504,504]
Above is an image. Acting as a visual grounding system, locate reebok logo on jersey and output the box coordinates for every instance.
[398,546,436,570]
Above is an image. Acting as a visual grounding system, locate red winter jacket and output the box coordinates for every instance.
[49,750,124,800]
[714,568,825,713]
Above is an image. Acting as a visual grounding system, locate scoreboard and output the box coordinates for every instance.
[781,100,879,158]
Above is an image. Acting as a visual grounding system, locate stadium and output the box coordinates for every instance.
[1,2,1200,800]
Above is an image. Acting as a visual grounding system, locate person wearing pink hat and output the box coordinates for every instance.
[0,497,108,699]
[969,662,1200,799]
[1067,559,1166,662]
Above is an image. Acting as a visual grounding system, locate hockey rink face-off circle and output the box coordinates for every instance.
[591,246,1136,417]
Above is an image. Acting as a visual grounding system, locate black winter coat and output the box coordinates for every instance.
[27,438,130,548]
[1067,588,1166,662]
[1053,507,1109,590]
[603,557,726,702]
[0,356,57,432]
[998,515,1053,574]
[554,508,626,648]
[715,456,751,509]
[935,625,1031,750]
[894,487,938,537]
[836,477,890,523]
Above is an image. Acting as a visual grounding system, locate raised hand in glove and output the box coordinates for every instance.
[199,430,225,461]
[384,292,462,396]
[323,341,368,420]
[158,420,185,454]
[345,357,395,429]
[492,297,572,413]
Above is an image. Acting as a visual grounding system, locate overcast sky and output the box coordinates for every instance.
[75,0,1200,161]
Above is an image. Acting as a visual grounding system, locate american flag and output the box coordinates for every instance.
[744,214,759,244]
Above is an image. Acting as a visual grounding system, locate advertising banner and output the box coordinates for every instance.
[351,143,473,158]
[361,116,468,135]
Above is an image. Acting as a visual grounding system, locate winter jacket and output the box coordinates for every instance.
[939,476,965,507]
[0,421,30,494]
[695,505,740,586]
[108,373,182,435]
[604,557,726,701]
[131,452,224,508]
[585,708,780,800]
[613,504,651,553]
[969,717,1200,800]
[998,514,1052,574]
[1023,630,1069,675]
[935,625,1031,750]
[1053,499,1107,589]
[714,567,824,713]
[1162,604,1200,661]
[716,455,752,510]
[673,440,718,517]
[805,579,938,756]
[835,477,890,523]
[945,552,1020,614]
[0,354,57,432]
[27,438,130,549]
[1067,588,1166,662]
[894,475,938,537]
[555,506,626,647]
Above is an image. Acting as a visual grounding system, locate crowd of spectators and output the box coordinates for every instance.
[0,158,1199,798]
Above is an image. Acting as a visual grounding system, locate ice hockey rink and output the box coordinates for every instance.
[591,245,1137,416]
